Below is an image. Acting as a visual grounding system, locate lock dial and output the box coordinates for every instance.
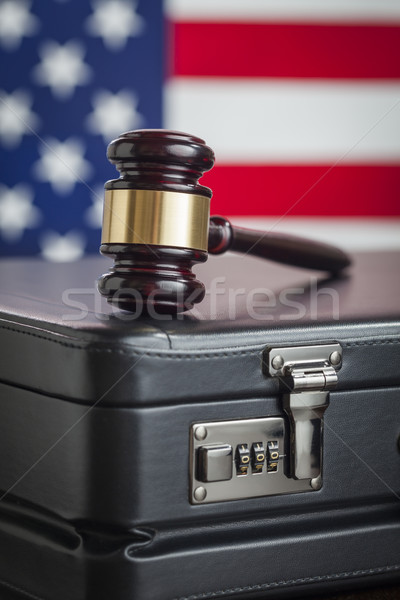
[190,417,317,504]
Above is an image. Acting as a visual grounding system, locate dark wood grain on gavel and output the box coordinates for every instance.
[106,129,215,193]
[208,216,351,273]
[98,129,351,314]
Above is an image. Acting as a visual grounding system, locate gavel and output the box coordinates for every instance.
[98,130,350,314]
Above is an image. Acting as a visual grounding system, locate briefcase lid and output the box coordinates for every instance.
[0,251,399,405]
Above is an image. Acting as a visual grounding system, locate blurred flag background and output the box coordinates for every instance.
[0,0,399,262]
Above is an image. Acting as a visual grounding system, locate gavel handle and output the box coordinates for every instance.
[208,215,351,273]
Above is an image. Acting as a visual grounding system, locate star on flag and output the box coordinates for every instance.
[33,138,93,195]
[86,89,144,142]
[32,40,92,100]
[0,184,41,242]
[0,0,39,51]
[39,230,86,262]
[85,0,145,50]
[0,89,40,148]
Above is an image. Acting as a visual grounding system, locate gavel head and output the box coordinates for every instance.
[98,129,215,314]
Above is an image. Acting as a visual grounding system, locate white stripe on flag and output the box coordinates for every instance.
[166,0,400,23]
[164,79,400,164]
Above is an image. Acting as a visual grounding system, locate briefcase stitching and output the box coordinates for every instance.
[0,322,399,359]
[171,564,400,600]
[0,578,49,600]
[1,564,399,600]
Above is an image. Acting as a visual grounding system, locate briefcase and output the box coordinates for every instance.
[0,250,399,600]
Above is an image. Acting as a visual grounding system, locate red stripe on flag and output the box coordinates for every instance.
[201,165,400,216]
[172,22,400,79]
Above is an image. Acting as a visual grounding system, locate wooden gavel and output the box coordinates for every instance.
[98,130,350,314]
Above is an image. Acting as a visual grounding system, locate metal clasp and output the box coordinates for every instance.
[267,343,342,486]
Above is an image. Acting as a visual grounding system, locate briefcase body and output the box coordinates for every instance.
[0,251,399,600]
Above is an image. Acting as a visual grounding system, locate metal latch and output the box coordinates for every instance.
[267,343,342,486]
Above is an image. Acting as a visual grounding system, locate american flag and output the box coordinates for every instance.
[0,0,399,262]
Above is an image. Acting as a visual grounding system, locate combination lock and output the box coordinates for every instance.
[190,417,317,504]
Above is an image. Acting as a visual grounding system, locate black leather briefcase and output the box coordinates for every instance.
[0,251,399,600]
